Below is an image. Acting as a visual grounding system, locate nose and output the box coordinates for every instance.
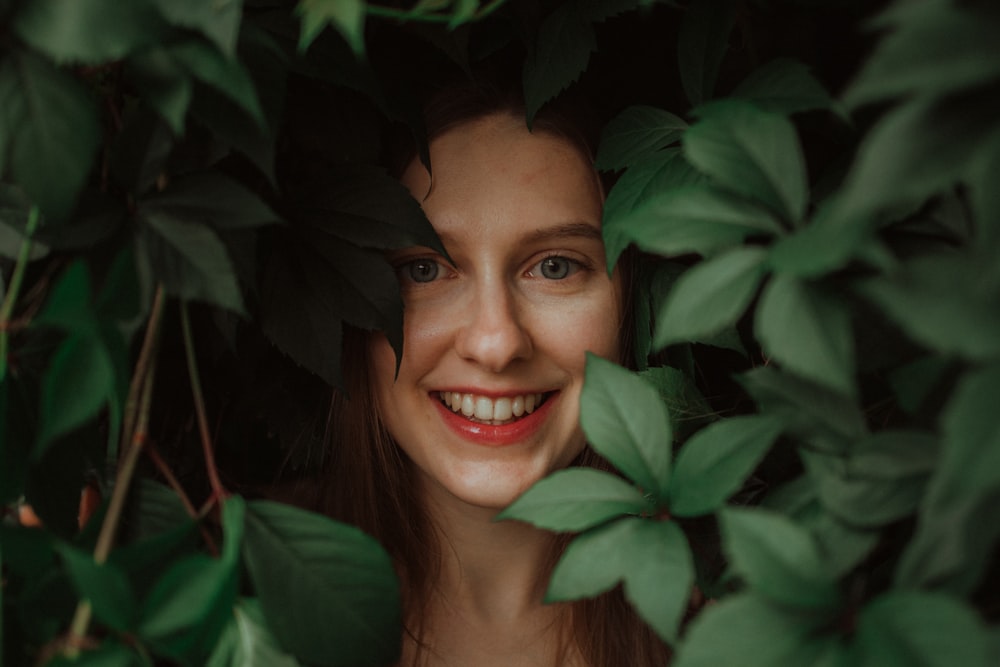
[454,281,532,372]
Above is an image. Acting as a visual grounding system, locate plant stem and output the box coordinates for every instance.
[119,287,166,464]
[145,442,219,557]
[0,206,41,382]
[179,303,227,504]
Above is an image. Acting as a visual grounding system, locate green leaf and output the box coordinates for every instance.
[684,100,809,224]
[169,40,267,130]
[755,275,855,398]
[580,354,672,498]
[843,1,1000,109]
[654,246,768,349]
[969,130,1000,268]
[242,500,400,667]
[720,507,840,611]
[125,46,194,135]
[669,415,784,517]
[674,593,839,667]
[13,0,164,63]
[207,598,302,667]
[296,0,366,55]
[141,172,281,231]
[57,544,136,632]
[607,185,782,261]
[595,106,688,172]
[732,58,839,117]
[677,0,737,107]
[0,52,101,220]
[33,261,96,332]
[896,363,1000,595]
[45,641,141,667]
[137,209,245,314]
[547,518,694,643]
[854,591,991,667]
[766,200,879,278]
[153,0,243,58]
[497,468,651,531]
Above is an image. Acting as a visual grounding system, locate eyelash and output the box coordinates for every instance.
[394,253,592,285]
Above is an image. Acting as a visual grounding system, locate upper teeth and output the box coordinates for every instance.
[438,392,545,423]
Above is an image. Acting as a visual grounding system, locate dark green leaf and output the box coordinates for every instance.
[13,0,163,63]
[142,172,281,231]
[124,479,195,542]
[969,131,1000,267]
[497,468,651,531]
[242,500,400,667]
[606,185,782,261]
[854,591,991,667]
[888,355,952,415]
[595,106,688,172]
[580,354,672,497]
[721,507,840,611]
[297,0,366,55]
[110,106,174,196]
[207,598,302,667]
[677,0,737,107]
[0,52,100,220]
[732,58,839,116]
[45,641,141,667]
[57,544,136,632]
[33,261,96,332]
[655,246,768,348]
[153,0,243,58]
[755,275,855,398]
[0,524,56,578]
[547,518,694,643]
[638,364,713,436]
[170,39,267,129]
[126,46,194,135]
[896,363,1000,595]
[670,415,784,517]
[684,100,808,223]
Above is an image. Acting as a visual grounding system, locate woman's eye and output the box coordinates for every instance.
[536,256,579,280]
[403,259,441,283]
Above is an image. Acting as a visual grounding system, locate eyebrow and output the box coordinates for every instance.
[437,221,604,247]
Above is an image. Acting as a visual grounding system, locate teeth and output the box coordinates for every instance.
[438,392,546,424]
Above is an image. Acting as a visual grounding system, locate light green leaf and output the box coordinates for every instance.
[684,100,809,224]
[854,591,991,667]
[547,518,693,643]
[732,58,839,117]
[655,246,768,348]
[669,414,784,517]
[755,275,855,398]
[153,0,243,58]
[721,507,840,611]
[57,544,136,632]
[296,0,366,55]
[242,500,400,667]
[896,363,1000,595]
[207,598,302,667]
[677,0,737,107]
[580,354,672,497]
[766,200,879,278]
[595,106,688,172]
[497,468,650,532]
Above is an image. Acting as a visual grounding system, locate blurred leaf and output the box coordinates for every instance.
[670,415,784,517]
[0,52,101,220]
[756,275,855,398]
[154,0,244,58]
[57,543,136,632]
[497,468,651,531]
[969,131,1000,267]
[44,641,141,666]
[854,591,991,667]
[678,0,737,107]
[0,525,56,578]
[580,354,672,498]
[638,363,713,435]
[732,58,839,116]
[896,363,1000,595]
[720,507,840,611]
[296,0,366,55]
[123,479,195,542]
[655,246,767,348]
[110,106,174,196]
[595,106,688,172]
[142,172,281,231]
[207,598,302,667]
[766,200,879,278]
[242,500,401,667]
[685,100,808,224]
[888,355,951,415]
[169,39,267,129]
[126,46,194,135]
[843,1,1000,108]
[13,0,163,63]
[547,517,693,643]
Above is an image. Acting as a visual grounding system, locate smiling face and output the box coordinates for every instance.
[370,112,621,513]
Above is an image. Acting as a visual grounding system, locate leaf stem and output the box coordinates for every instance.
[0,206,41,381]
[119,287,166,463]
[145,442,219,557]
[179,302,227,504]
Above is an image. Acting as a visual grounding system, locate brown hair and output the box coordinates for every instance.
[316,81,667,666]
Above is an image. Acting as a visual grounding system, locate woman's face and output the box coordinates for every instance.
[371,112,621,512]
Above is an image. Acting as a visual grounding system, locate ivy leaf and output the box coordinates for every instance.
[13,0,164,64]
[595,106,688,172]
[766,200,879,278]
[141,171,282,232]
[0,52,100,221]
[242,500,401,667]
[57,544,136,633]
[684,100,809,224]
[654,246,768,349]
[580,354,672,498]
[720,507,841,611]
[755,275,855,398]
[669,415,784,517]
[169,40,267,130]
[497,468,651,532]
[125,46,194,135]
[153,0,244,59]
[854,591,991,667]
[547,517,694,643]
[677,0,737,107]
[896,363,1000,595]
[296,0,366,55]
[732,58,839,117]
[207,598,302,667]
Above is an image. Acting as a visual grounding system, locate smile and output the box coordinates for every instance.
[437,391,551,425]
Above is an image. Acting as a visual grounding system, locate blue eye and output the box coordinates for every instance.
[537,256,577,280]
[404,259,440,283]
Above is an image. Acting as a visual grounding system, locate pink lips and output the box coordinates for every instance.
[432,392,558,446]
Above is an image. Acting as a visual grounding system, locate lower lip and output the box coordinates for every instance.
[432,393,558,446]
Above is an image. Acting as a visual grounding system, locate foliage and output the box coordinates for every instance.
[1,0,999,666]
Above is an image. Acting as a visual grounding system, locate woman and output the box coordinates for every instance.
[319,84,669,666]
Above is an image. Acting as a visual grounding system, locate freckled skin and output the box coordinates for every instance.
[371,112,621,514]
